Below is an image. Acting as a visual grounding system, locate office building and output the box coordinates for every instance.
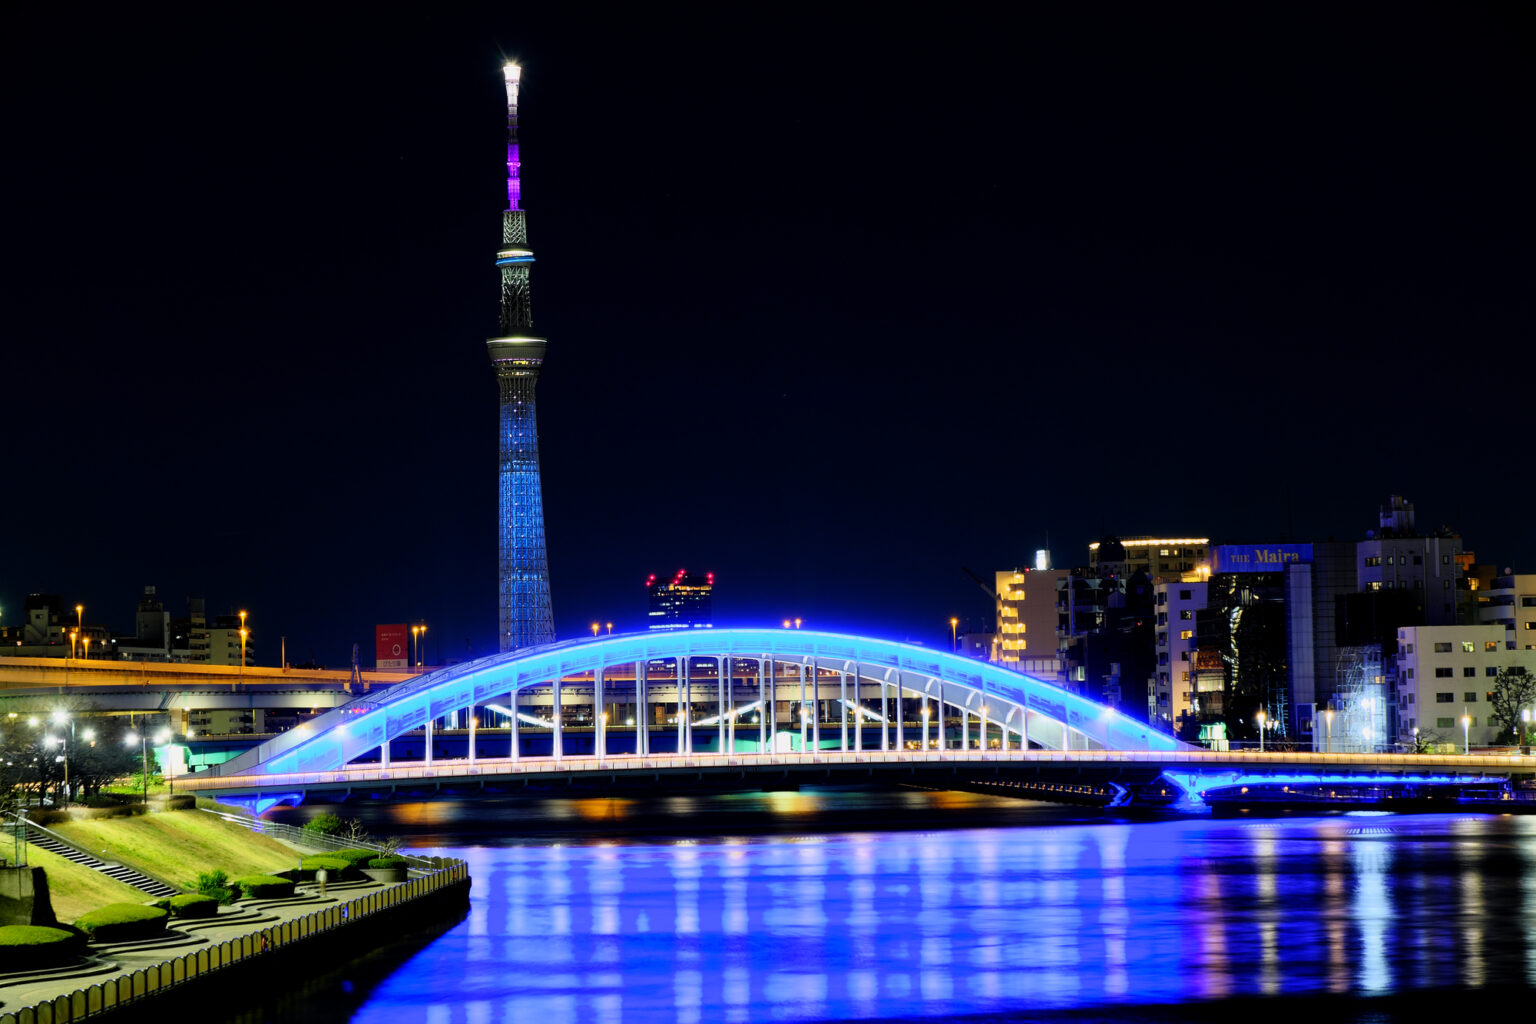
[647,570,714,630]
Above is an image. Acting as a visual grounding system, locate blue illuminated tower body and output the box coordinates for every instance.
[489,63,555,652]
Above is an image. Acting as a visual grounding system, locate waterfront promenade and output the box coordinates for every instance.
[0,860,467,1023]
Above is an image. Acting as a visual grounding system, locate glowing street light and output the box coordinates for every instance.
[81,635,90,661]
[950,617,959,654]
[591,622,600,637]
[605,622,613,635]
[1324,707,1334,754]
[75,604,83,634]
[1463,711,1471,755]
[1256,709,1267,753]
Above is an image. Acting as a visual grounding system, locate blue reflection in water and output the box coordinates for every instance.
[352,811,1536,1023]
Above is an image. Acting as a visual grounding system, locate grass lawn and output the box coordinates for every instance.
[26,845,150,923]
[51,809,304,891]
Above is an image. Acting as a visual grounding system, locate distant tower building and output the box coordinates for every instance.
[647,571,714,630]
[489,62,556,652]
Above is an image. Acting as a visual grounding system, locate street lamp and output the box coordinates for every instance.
[81,635,90,662]
[239,628,248,677]
[75,604,83,634]
[68,629,77,660]
[950,618,959,654]
[591,622,600,637]
[1463,712,1471,755]
[1324,708,1334,754]
[605,622,613,635]
[1256,709,1267,753]
[411,625,421,666]
[417,624,427,667]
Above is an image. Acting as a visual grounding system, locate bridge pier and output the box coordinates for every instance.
[469,706,477,764]
[936,682,946,751]
[510,693,520,761]
[552,678,562,759]
[840,669,848,752]
[425,720,434,766]
[811,663,821,750]
[894,675,904,751]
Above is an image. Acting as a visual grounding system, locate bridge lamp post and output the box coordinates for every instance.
[411,625,420,667]
[950,618,958,654]
[1256,709,1266,753]
[1324,708,1333,754]
[605,622,613,635]
[81,636,90,662]
[591,622,600,637]
[1462,713,1470,755]
[76,604,83,635]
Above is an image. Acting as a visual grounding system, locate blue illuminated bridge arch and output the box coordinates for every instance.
[210,628,1188,779]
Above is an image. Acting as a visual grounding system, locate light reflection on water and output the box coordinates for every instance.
[329,801,1536,1023]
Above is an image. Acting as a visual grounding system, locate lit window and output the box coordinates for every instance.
[1462,642,1475,653]
[1180,630,1193,640]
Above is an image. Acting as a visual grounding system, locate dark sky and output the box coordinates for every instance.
[4,6,1531,666]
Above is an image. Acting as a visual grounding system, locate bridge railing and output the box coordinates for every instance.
[172,746,1536,795]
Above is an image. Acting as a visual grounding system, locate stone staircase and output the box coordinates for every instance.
[22,824,180,899]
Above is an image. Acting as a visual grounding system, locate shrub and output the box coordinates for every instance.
[302,812,344,836]
[0,925,86,968]
[299,855,352,880]
[367,856,409,869]
[74,904,169,942]
[197,869,235,905]
[330,849,381,868]
[84,793,126,808]
[168,894,219,919]
[166,794,196,810]
[232,875,296,900]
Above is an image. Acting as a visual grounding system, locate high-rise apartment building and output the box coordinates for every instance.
[647,571,714,630]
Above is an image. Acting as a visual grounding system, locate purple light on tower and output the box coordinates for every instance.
[504,64,522,210]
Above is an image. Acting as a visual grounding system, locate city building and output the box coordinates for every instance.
[1477,574,1536,650]
[1088,538,1209,580]
[489,61,556,652]
[1055,559,1156,715]
[1152,579,1208,728]
[993,566,1068,677]
[646,570,714,630]
[1355,495,1463,625]
[206,615,255,667]
[1392,624,1536,749]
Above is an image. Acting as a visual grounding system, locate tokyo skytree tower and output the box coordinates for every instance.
[488,62,555,652]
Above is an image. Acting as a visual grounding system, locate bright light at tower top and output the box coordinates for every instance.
[503,61,522,211]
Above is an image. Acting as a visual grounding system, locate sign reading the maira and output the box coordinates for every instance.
[1209,543,1313,574]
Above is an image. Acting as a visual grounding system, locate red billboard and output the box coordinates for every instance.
[376,623,409,669]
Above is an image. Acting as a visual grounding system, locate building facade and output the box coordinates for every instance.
[1393,624,1536,749]
[646,571,714,630]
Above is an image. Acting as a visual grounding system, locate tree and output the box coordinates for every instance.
[1486,666,1536,745]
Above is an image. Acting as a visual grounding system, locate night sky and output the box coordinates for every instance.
[4,7,1530,666]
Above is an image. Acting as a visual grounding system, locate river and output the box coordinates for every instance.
[249,789,1536,1022]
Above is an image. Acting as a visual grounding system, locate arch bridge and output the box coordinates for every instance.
[207,628,1184,782]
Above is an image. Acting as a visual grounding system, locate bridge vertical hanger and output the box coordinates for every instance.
[636,659,648,756]
[595,665,605,756]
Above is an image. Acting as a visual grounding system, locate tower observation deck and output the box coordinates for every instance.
[489,62,555,652]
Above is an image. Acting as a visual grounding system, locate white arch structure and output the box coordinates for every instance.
[213,629,1187,778]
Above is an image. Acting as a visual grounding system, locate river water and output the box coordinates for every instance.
[258,790,1536,1022]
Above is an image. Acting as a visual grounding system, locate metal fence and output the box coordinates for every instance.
[197,808,432,868]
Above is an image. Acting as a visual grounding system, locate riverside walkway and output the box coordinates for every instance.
[0,857,467,1023]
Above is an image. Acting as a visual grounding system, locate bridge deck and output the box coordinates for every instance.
[178,747,1536,796]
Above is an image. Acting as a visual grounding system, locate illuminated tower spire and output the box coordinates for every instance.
[489,62,555,652]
